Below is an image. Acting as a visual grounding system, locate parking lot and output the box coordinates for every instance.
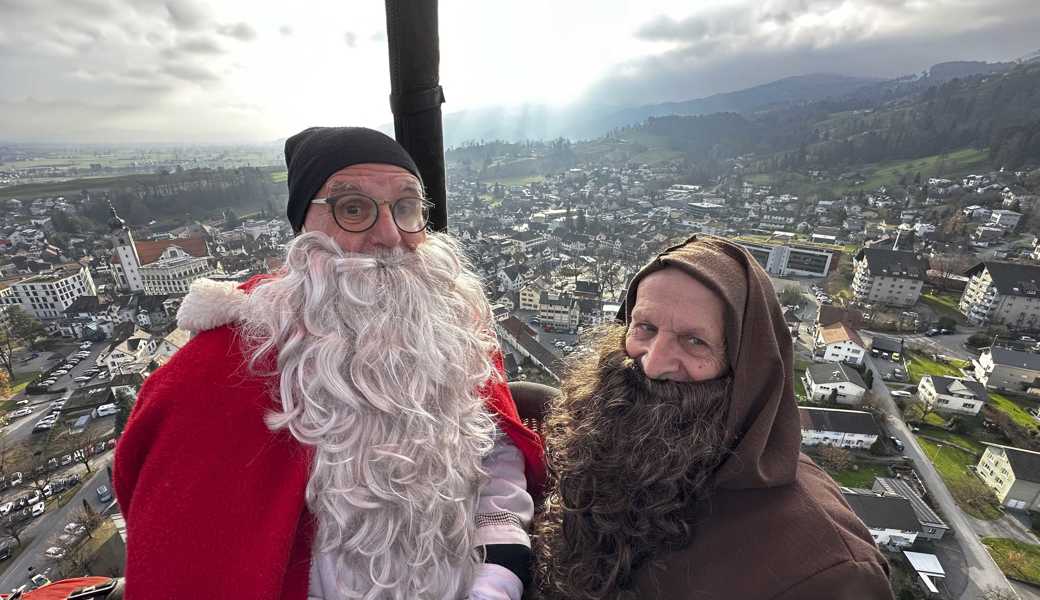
[871,349,909,383]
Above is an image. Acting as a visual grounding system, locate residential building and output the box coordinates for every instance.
[958,261,1040,328]
[973,347,1040,393]
[519,285,542,311]
[872,477,949,541]
[804,363,868,405]
[841,491,921,549]
[494,316,561,383]
[851,248,928,307]
[917,375,988,416]
[1,263,97,320]
[815,322,867,366]
[989,209,1022,231]
[138,245,217,296]
[977,444,1040,510]
[538,295,580,330]
[798,407,880,449]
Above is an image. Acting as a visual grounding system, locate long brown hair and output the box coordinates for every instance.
[533,325,731,600]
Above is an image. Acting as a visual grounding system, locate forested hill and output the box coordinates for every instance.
[629,61,1040,171]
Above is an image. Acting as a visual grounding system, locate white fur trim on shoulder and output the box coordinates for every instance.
[176,278,249,333]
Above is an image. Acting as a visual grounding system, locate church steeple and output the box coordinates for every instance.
[109,201,144,292]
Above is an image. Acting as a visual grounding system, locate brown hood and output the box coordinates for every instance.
[620,235,800,490]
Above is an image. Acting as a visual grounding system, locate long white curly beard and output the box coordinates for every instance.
[239,231,499,599]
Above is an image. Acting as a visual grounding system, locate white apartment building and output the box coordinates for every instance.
[0,263,97,320]
[973,347,1040,393]
[958,261,1040,328]
[814,322,867,366]
[851,247,928,307]
[977,444,1040,511]
[917,375,988,416]
[799,407,881,449]
[519,285,542,311]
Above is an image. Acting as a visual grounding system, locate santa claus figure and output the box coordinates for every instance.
[114,127,544,600]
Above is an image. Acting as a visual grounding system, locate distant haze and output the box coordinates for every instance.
[0,0,1038,143]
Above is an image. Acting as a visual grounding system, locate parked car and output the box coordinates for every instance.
[64,522,86,536]
[44,546,66,559]
[93,403,118,418]
[891,352,902,361]
[79,342,93,349]
[564,345,574,352]
[15,399,30,406]
[7,408,33,419]
[10,472,22,486]
[52,370,68,376]
[60,454,72,466]
[31,501,45,517]
[27,490,41,504]
[96,485,112,503]
[73,376,91,383]
[888,436,905,452]
[0,502,12,516]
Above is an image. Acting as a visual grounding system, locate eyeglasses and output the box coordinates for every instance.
[311,193,430,234]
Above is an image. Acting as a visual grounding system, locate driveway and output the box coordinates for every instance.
[864,356,1020,599]
[968,512,1040,546]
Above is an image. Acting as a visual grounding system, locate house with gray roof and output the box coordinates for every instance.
[852,248,928,307]
[872,477,949,541]
[799,406,880,449]
[973,347,1040,393]
[959,261,1040,328]
[804,362,868,405]
[842,490,921,549]
[977,443,1040,511]
[917,375,988,416]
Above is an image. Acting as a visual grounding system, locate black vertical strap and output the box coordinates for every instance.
[385,0,448,232]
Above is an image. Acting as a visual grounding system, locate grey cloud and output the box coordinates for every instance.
[218,22,257,42]
[344,31,357,48]
[164,0,207,30]
[161,62,219,82]
[586,3,1040,108]
[178,35,223,54]
[370,31,385,43]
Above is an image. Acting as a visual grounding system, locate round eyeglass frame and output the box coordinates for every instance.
[310,193,431,234]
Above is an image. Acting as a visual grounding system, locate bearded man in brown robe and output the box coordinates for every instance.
[534,235,894,600]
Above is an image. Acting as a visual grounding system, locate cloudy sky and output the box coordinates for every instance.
[1,0,1038,143]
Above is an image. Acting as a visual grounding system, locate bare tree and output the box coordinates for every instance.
[817,445,853,472]
[0,512,33,547]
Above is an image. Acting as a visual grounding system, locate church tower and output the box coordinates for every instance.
[109,202,144,292]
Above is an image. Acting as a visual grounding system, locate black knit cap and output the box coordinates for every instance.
[283,126,422,233]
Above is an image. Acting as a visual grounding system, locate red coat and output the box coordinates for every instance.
[115,290,545,600]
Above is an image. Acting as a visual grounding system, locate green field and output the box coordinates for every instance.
[920,291,967,322]
[480,174,545,187]
[906,351,966,384]
[837,147,990,193]
[983,538,1040,585]
[826,463,889,488]
[271,170,287,183]
[990,392,1040,432]
[918,437,1000,519]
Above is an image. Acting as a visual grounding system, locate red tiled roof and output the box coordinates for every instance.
[818,322,865,348]
[134,237,209,265]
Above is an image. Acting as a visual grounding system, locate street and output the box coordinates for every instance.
[863,356,1018,599]
[0,454,113,593]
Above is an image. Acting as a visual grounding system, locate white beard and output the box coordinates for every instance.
[238,231,499,600]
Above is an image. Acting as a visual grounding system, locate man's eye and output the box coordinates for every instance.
[684,336,705,347]
[632,322,655,335]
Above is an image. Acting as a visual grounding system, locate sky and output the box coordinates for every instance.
[1,0,1038,144]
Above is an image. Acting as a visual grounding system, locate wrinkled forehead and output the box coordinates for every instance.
[632,267,727,337]
[317,163,423,198]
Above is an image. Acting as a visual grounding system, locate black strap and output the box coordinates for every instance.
[389,85,446,115]
[481,543,533,590]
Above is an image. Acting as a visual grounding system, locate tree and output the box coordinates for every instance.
[779,285,805,306]
[6,306,47,351]
[0,512,33,547]
[817,445,853,471]
[114,387,136,436]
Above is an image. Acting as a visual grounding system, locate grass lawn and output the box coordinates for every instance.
[906,351,965,383]
[917,436,1001,519]
[990,392,1040,433]
[825,463,889,488]
[0,371,41,411]
[983,537,1040,585]
[833,147,990,193]
[920,292,967,323]
[270,170,287,183]
[794,369,807,400]
[480,174,545,187]
[916,424,985,454]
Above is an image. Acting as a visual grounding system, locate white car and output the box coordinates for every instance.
[0,502,12,516]
[7,408,33,419]
[64,522,86,536]
[79,342,93,349]
[73,376,91,383]
[52,370,68,376]
[30,501,45,517]
[44,546,66,559]
[94,403,118,417]
[60,455,72,466]
[15,399,29,406]
[10,472,22,486]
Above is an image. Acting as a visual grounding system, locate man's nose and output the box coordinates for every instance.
[367,204,403,249]
[640,335,676,380]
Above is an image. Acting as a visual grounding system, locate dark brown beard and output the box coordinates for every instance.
[533,325,731,600]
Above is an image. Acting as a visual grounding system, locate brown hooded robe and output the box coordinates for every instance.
[620,236,894,600]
